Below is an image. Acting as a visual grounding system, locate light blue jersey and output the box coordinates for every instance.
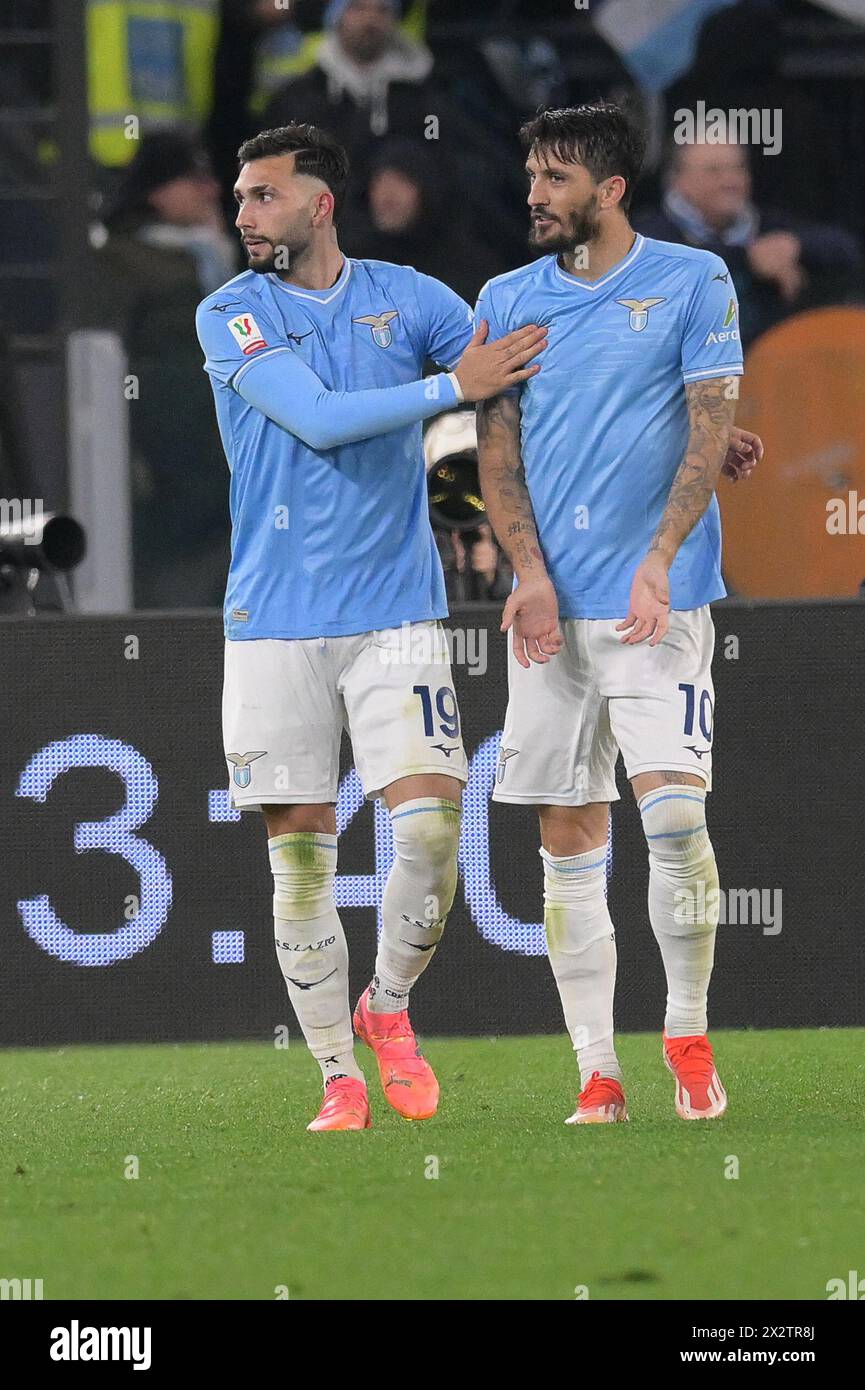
[196,258,474,639]
[475,234,744,618]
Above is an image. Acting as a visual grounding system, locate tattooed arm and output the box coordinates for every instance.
[617,375,737,647]
[476,392,563,667]
[476,393,542,577]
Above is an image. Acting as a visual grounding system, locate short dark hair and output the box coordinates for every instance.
[519,101,647,213]
[237,123,349,223]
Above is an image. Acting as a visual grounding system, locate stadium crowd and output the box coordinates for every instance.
[2,0,863,606]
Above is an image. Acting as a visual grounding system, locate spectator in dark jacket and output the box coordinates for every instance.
[263,0,527,263]
[265,0,439,158]
[340,138,507,304]
[634,140,863,346]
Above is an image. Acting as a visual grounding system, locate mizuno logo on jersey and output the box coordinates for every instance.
[353,310,399,348]
[616,297,667,332]
[228,312,267,355]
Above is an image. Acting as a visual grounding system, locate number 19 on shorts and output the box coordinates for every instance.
[413,684,460,740]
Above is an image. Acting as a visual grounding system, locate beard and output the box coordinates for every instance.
[528,193,601,257]
[243,239,278,274]
[243,224,310,275]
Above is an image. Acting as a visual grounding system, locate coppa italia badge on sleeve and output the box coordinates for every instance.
[228,312,267,355]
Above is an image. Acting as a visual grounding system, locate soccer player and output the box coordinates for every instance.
[196,123,546,1131]
[476,103,764,1123]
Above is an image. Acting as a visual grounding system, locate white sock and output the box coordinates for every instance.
[541,843,622,1087]
[638,786,719,1038]
[269,832,364,1086]
[369,798,460,1014]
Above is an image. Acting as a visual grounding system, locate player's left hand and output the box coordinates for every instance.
[617,554,670,646]
[501,574,563,668]
[722,426,764,483]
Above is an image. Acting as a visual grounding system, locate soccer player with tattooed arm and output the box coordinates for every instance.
[476,102,764,1124]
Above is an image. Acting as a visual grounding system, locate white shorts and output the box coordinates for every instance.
[493,606,716,806]
[222,621,468,811]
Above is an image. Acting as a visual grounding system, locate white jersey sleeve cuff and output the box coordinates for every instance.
[682,363,744,384]
[445,371,465,404]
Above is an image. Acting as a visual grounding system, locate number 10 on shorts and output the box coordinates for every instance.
[679,682,713,741]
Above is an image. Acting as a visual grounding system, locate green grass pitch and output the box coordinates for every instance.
[1,1029,863,1301]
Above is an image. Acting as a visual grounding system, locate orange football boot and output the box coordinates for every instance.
[663,1032,727,1119]
[306,1076,371,1132]
[353,986,439,1120]
[565,1070,629,1124]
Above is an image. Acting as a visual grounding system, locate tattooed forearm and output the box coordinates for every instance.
[649,376,737,566]
[476,394,547,579]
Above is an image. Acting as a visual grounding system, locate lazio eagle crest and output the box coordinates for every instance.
[353,310,399,347]
[616,297,666,332]
[227,750,266,789]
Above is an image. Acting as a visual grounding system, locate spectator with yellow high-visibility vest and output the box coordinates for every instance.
[86,0,221,169]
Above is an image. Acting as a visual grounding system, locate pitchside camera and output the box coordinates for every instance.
[424,410,485,534]
[0,511,86,571]
[0,511,86,613]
